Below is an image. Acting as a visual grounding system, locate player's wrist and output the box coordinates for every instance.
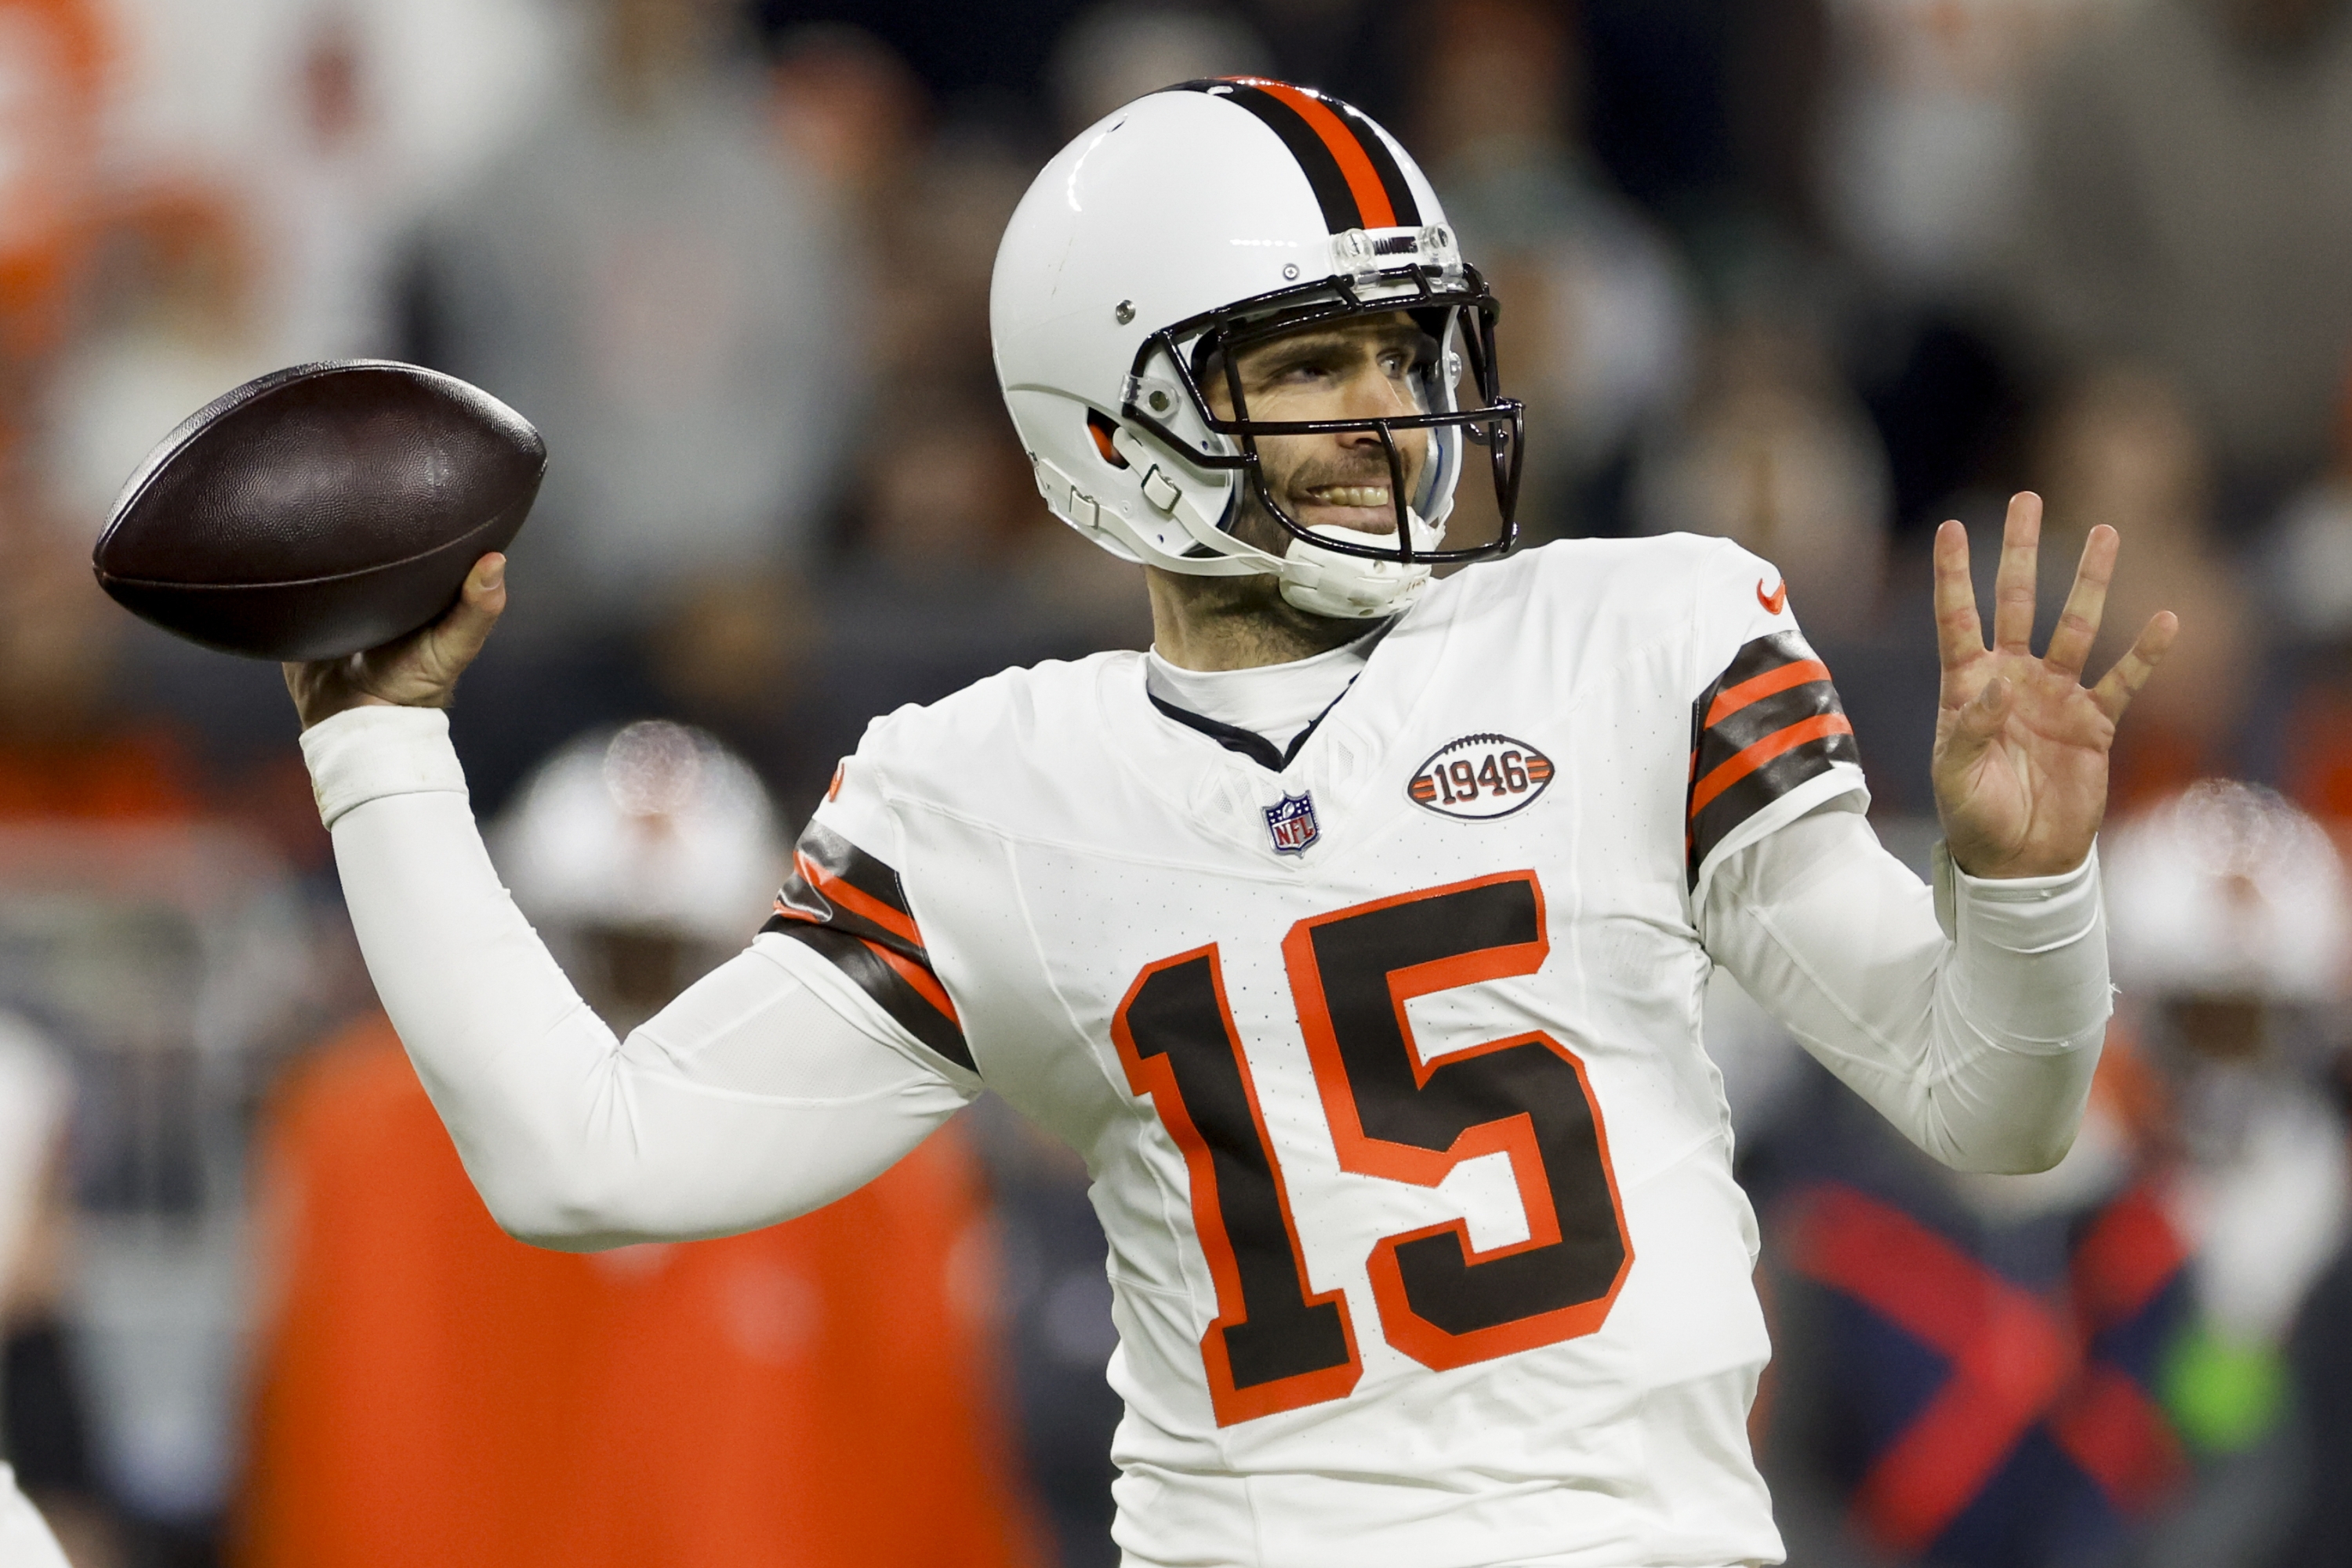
[1932,789,2090,880]
[296,704,466,828]
[284,662,461,731]
[1939,829,2091,880]
[1945,842,2096,890]
[285,686,397,731]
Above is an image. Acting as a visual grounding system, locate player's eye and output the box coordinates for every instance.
[1261,355,1336,390]
[1381,337,1440,379]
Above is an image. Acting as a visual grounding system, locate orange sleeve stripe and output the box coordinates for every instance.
[1689,713,1856,818]
[862,937,964,1029]
[797,851,924,949]
[1253,80,1398,229]
[1704,659,1832,728]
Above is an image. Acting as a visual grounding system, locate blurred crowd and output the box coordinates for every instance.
[3,0,2352,1564]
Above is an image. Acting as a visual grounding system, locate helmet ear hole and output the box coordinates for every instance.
[1087,409,1131,469]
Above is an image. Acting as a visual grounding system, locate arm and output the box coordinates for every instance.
[304,704,977,1250]
[1700,805,2106,1174]
[1687,492,2170,1171]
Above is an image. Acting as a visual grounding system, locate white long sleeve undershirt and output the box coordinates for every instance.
[303,705,2107,1250]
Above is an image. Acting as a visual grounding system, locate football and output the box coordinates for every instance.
[93,360,546,662]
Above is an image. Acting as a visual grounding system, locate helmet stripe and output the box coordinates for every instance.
[1247,81,1398,229]
[1331,99,1423,230]
[1190,81,1363,230]
[1168,78,1421,235]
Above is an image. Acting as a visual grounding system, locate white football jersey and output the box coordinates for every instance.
[768,535,1865,1568]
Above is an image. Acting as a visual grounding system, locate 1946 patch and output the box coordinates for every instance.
[1407,734,1553,820]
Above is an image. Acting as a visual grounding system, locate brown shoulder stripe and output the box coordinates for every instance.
[1686,632,1860,886]
[764,821,973,1072]
[775,822,922,952]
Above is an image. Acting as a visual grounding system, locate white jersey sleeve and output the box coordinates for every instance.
[301,706,978,1250]
[752,749,982,1076]
[1673,538,2109,1173]
[1700,806,2109,1174]
[1679,536,1869,909]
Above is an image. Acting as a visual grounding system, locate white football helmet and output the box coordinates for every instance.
[2103,779,2352,1006]
[990,78,1524,619]
[491,720,783,949]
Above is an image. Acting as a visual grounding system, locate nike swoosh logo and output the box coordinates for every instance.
[1757,579,1788,615]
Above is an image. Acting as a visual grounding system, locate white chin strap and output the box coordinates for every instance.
[1276,515,1446,619]
[1093,426,1450,619]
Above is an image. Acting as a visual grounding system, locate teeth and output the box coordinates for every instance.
[1309,486,1391,507]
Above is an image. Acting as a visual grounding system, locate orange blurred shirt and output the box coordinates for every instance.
[0,0,107,367]
[236,1013,1042,1568]
[0,735,192,822]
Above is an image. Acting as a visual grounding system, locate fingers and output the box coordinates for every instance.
[277,555,509,728]
[428,552,510,667]
[458,552,507,624]
[2090,609,2179,723]
[1958,673,2013,742]
[2042,524,2118,679]
[1991,491,2042,652]
[1932,518,1986,673]
[1938,673,2014,772]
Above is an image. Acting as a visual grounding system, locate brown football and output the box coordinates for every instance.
[93,360,545,661]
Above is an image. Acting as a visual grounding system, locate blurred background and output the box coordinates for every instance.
[4,0,2352,1563]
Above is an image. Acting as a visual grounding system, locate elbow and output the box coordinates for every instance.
[495,1210,649,1254]
[505,1230,650,1254]
[466,1160,668,1254]
[2008,1117,2082,1175]
[481,1194,634,1253]
[1916,1020,2106,1177]
[496,1209,677,1254]
[469,1150,812,1252]
[1921,1091,2089,1176]
[1944,1125,2078,1177]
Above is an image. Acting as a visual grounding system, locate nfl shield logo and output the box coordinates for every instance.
[1263,791,1319,855]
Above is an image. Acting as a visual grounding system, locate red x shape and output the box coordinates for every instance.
[1786,1183,2187,1555]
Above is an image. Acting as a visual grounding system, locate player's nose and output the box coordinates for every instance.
[1330,370,1423,481]
[1334,361,1417,423]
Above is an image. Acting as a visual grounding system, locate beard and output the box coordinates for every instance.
[1142,434,1430,662]
[1149,472,1392,658]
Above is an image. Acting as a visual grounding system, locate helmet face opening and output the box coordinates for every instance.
[1116,259,1525,566]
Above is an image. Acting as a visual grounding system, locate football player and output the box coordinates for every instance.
[284,81,2174,1567]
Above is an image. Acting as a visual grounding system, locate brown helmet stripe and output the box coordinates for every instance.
[1170,78,1420,234]
[1247,80,1401,229]
[1329,95,1423,229]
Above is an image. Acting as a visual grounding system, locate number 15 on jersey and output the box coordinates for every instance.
[1111,870,1634,1427]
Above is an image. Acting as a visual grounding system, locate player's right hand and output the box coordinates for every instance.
[282,552,506,730]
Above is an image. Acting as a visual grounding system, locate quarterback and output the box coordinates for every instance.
[286,82,2172,1568]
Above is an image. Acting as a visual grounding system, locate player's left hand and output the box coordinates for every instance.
[1930,492,2177,879]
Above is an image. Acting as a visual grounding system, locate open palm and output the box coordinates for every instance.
[1931,493,2177,879]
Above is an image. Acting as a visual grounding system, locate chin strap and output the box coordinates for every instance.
[1277,516,1443,618]
[1040,428,1446,616]
[1117,426,1447,617]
